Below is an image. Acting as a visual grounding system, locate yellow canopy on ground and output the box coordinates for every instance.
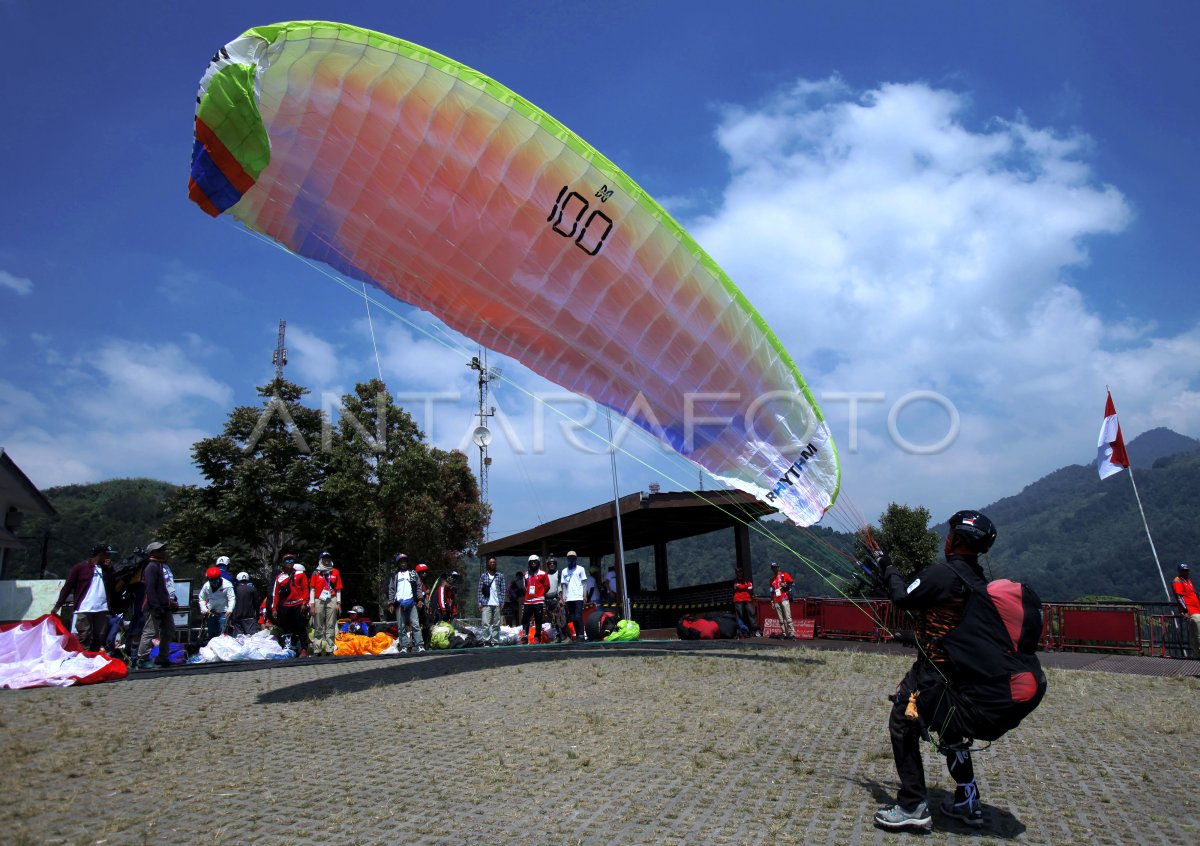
[334,631,395,656]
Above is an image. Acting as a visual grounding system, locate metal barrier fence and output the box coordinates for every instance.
[602,585,1193,658]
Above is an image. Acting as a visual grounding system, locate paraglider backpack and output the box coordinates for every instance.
[111,550,149,614]
[277,570,303,605]
[940,560,1047,742]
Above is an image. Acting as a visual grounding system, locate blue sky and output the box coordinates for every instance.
[2,2,1197,543]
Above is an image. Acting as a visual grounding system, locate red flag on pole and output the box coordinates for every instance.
[1096,391,1130,479]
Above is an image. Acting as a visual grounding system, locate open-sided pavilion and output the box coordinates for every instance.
[479,488,774,624]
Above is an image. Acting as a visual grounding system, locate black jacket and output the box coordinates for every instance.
[232,581,259,620]
[142,560,174,612]
[882,554,981,665]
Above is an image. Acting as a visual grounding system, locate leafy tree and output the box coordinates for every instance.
[300,379,489,610]
[860,502,941,585]
[161,378,330,582]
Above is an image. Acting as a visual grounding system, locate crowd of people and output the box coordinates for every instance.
[473,550,615,645]
[51,539,626,668]
[49,542,407,668]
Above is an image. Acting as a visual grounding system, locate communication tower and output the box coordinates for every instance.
[467,349,501,539]
[272,319,288,381]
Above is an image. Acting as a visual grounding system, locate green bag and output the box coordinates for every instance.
[603,619,640,642]
[430,621,455,649]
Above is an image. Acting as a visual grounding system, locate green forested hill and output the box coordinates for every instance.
[6,479,176,578]
[970,444,1200,601]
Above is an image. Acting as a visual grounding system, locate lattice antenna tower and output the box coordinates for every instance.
[467,348,500,539]
[272,319,288,381]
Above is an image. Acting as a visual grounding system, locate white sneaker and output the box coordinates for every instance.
[416,646,426,653]
[874,801,932,832]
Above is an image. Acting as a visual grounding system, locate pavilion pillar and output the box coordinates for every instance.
[654,540,669,593]
[734,521,752,575]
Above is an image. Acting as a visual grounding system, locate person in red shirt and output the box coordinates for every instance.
[732,567,758,637]
[522,555,551,644]
[273,556,310,657]
[769,562,795,639]
[1173,562,1200,658]
[308,552,344,656]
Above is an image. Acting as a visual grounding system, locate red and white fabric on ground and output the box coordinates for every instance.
[0,614,128,689]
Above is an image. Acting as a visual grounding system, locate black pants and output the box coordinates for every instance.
[521,603,545,638]
[154,609,176,666]
[277,605,309,653]
[563,600,585,640]
[889,661,976,809]
[229,617,258,636]
[127,583,147,649]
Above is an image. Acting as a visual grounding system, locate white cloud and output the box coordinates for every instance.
[0,339,234,490]
[0,378,45,427]
[377,319,479,395]
[0,269,32,296]
[287,324,342,387]
[669,78,1197,524]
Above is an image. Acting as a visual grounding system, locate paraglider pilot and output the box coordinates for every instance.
[866,510,996,833]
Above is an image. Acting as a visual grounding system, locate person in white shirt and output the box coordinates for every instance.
[198,566,236,639]
[605,566,618,598]
[386,554,425,653]
[585,567,601,605]
[559,551,588,642]
[51,544,116,651]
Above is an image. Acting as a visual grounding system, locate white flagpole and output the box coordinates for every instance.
[1125,466,1172,602]
[606,408,631,621]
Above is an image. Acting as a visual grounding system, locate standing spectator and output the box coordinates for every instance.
[273,556,310,657]
[504,570,525,628]
[769,562,795,639]
[605,565,618,599]
[51,544,116,652]
[431,571,458,625]
[478,557,505,646]
[522,555,551,644]
[1173,562,1200,658]
[214,554,234,584]
[136,542,177,670]
[733,567,758,637]
[545,555,561,602]
[229,572,259,636]
[387,554,425,653]
[309,552,343,656]
[198,566,236,640]
[544,556,563,640]
[585,567,602,605]
[415,563,432,647]
[559,551,587,642]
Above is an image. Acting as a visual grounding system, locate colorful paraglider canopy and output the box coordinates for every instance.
[190,21,839,525]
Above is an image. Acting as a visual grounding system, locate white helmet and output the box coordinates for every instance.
[528,554,540,562]
[216,555,231,567]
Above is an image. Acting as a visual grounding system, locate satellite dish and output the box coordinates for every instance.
[472,425,493,447]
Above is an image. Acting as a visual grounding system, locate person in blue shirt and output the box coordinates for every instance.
[340,606,371,636]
